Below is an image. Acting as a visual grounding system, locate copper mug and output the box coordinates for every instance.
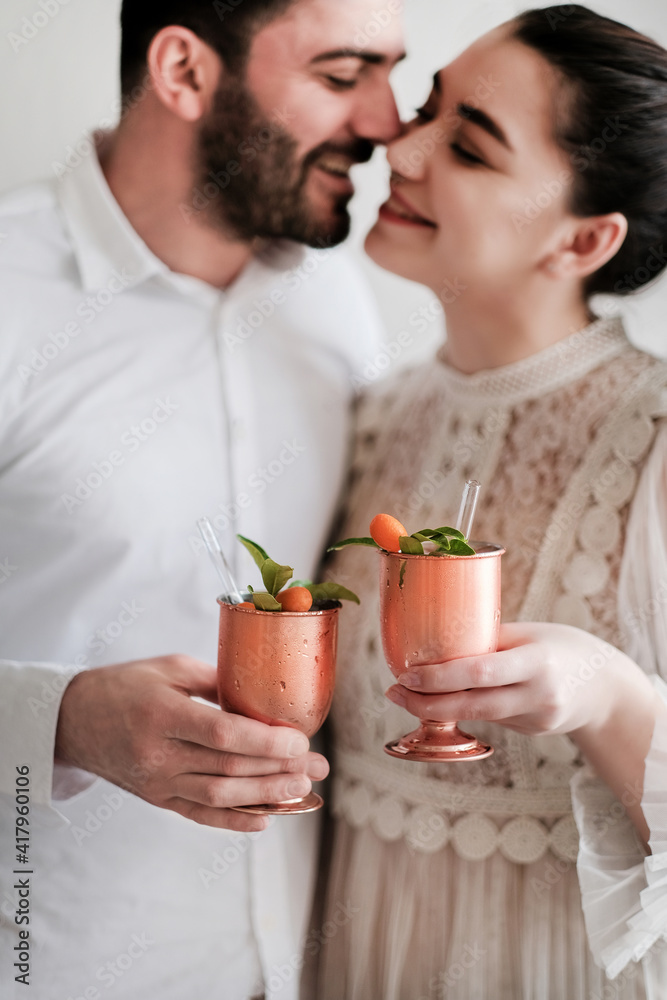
[217,597,339,813]
[380,544,504,762]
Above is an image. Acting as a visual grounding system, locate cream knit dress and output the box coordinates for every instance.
[315,318,667,1000]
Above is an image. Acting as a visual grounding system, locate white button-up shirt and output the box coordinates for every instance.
[0,147,383,999]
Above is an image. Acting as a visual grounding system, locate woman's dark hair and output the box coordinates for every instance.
[513,5,667,296]
[120,0,297,96]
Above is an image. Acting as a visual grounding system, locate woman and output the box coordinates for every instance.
[316,6,667,999]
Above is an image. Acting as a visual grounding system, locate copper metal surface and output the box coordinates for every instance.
[217,599,339,813]
[379,544,504,762]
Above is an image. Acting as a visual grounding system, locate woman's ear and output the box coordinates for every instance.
[147,26,222,123]
[543,213,628,280]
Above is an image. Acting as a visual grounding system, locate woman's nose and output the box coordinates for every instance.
[386,119,431,179]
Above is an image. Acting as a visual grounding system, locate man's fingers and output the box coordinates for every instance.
[171,772,313,810]
[174,745,329,781]
[166,700,310,759]
[167,798,269,833]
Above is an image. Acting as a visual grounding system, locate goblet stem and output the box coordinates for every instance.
[384,719,493,762]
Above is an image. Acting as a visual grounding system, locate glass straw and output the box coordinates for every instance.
[456,480,481,541]
[197,517,244,604]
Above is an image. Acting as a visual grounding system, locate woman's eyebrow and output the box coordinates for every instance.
[457,103,513,152]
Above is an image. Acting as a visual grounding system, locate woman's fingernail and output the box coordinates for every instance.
[386,687,407,707]
[287,736,309,757]
[399,672,422,689]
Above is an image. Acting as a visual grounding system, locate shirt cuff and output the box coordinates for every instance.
[571,674,667,979]
[0,660,98,815]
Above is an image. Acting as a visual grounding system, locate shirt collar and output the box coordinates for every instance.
[56,134,306,298]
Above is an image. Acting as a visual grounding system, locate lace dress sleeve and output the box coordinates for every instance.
[571,419,667,979]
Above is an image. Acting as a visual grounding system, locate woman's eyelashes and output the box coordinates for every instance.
[324,75,357,90]
[450,142,486,166]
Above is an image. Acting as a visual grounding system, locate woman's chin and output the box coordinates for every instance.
[364,224,418,282]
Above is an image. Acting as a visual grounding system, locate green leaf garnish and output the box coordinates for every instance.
[289,579,313,589]
[261,558,294,597]
[306,582,360,605]
[237,534,270,571]
[435,526,465,541]
[251,592,282,612]
[445,538,476,556]
[327,537,380,552]
[399,535,424,555]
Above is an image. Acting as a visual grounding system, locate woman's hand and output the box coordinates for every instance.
[385,622,637,738]
[386,622,662,845]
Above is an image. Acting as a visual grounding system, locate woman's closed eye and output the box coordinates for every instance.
[450,142,487,166]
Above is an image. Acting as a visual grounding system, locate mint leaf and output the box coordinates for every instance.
[413,529,439,540]
[261,558,294,597]
[435,526,465,541]
[307,582,360,605]
[447,538,476,556]
[399,535,424,555]
[327,537,380,552]
[251,592,282,612]
[289,579,313,589]
[237,534,270,571]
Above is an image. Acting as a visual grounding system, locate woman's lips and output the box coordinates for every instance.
[379,189,437,228]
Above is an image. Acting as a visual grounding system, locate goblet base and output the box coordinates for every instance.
[232,792,323,815]
[384,721,493,763]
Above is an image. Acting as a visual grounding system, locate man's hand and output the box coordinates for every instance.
[55,656,329,832]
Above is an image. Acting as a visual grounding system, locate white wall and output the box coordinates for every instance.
[2,0,666,361]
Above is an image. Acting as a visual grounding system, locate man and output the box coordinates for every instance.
[0,1,404,996]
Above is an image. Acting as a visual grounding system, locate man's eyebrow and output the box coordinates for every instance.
[457,103,513,152]
[311,48,406,66]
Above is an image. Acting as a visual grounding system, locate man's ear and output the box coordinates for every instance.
[147,26,222,123]
[543,213,628,281]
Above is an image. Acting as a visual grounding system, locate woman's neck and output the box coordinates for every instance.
[440,281,594,374]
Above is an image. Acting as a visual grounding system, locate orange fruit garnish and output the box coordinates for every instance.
[237,602,256,609]
[276,587,313,612]
[370,513,407,552]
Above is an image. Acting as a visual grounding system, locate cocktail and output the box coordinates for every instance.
[329,481,504,762]
[200,526,357,815]
[379,543,503,761]
[217,597,339,813]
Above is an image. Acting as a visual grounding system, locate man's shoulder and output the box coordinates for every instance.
[0,177,58,220]
[0,178,74,291]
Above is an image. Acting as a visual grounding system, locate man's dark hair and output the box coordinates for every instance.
[514,5,667,297]
[120,0,298,96]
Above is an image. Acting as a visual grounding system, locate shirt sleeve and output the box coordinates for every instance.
[571,418,667,979]
[0,660,98,816]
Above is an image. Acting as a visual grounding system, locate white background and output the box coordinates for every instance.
[1,0,665,362]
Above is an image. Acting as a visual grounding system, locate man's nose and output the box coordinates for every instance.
[386,119,429,179]
[353,83,402,146]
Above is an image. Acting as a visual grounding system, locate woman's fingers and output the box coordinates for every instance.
[386,682,527,725]
[396,644,537,694]
[167,798,270,833]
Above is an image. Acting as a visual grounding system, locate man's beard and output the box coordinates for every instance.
[196,76,374,248]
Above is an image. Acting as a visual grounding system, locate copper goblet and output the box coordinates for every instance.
[217,597,339,814]
[380,544,504,762]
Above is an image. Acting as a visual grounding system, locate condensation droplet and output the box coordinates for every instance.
[279,681,286,691]
[234,680,240,691]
